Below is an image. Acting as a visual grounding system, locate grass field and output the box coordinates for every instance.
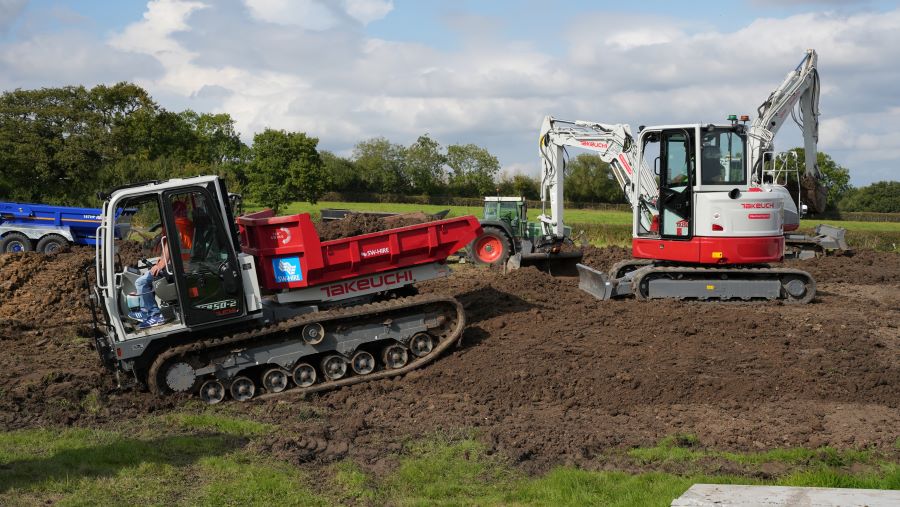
[273,201,900,251]
[2,412,898,506]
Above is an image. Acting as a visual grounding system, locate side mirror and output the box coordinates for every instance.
[654,156,661,176]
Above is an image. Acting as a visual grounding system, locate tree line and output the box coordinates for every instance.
[0,83,895,213]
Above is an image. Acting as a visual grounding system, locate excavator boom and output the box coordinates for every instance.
[749,49,827,213]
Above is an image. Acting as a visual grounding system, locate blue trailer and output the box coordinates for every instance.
[0,201,129,253]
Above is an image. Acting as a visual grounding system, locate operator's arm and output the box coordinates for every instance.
[150,239,170,275]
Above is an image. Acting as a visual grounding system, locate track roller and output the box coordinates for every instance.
[351,351,376,375]
[292,363,317,388]
[199,379,226,404]
[382,344,409,369]
[302,323,325,345]
[321,355,348,380]
[262,368,290,393]
[409,333,435,357]
[230,376,256,401]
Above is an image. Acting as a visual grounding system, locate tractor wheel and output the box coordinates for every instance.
[469,227,512,266]
[36,234,69,254]
[0,232,33,253]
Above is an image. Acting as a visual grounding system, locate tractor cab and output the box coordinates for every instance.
[482,196,527,237]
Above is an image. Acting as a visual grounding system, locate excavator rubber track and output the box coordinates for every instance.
[630,265,816,303]
[147,294,465,403]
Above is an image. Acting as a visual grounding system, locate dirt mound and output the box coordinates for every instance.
[579,245,632,271]
[0,246,897,474]
[786,249,900,284]
[0,242,145,341]
[0,248,95,340]
[316,212,436,241]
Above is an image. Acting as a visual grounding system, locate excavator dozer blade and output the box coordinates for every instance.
[576,263,614,300]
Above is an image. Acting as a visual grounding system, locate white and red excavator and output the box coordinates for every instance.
[542,50,835,302]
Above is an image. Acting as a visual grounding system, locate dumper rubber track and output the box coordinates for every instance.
[631,265,816,303]
[147,295,465,402]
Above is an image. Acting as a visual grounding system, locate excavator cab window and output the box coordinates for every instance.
[701,129,747,185]
[658,130,694,239]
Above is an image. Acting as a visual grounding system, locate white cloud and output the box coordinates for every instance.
[244,0,337,30]
[342,0,393,25]
[243,0,391,29]
[111,0,206,57]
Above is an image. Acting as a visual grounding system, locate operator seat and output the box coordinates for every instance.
[152,276,179,304]
[701,146,725,184]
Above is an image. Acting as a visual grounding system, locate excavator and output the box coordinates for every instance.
[543,51,831,302]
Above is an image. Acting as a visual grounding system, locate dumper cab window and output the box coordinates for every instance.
[164,188,244,327]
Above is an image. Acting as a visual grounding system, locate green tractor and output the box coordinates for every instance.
[467,196,582,274]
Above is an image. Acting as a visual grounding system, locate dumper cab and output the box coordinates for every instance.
[92,176,262,369]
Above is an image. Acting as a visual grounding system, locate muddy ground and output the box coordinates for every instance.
[0,245,897,475]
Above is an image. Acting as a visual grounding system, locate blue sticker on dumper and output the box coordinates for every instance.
[272,256,303,283]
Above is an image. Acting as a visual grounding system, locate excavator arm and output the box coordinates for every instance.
[538,116,656,237]
[748,49,827,213]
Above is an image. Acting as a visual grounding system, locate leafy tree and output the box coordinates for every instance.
[446,143,500,197]
[839,181,900,213]
[564,154,626,203]
[497,173,540,200]
[0,85,105,204]
[320,151,359,192]
[353,137,408,193]
[405,134,447,194]
[776,148,852,211]
[179,110,246,164]
[247,129,325,214]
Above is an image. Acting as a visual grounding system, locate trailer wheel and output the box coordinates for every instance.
[36,234,69,254]
[469,227,511,266]
[0,232,33,253]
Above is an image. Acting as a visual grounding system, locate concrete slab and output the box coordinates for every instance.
[671,484,900,506]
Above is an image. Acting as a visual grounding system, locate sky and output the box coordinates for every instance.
[1,0,898,186]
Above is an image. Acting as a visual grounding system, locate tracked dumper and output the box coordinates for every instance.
[89,176,482,403]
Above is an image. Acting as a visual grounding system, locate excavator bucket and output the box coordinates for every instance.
[506,250,584,277]
[800,173,828,215]
[576,263,614,300]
